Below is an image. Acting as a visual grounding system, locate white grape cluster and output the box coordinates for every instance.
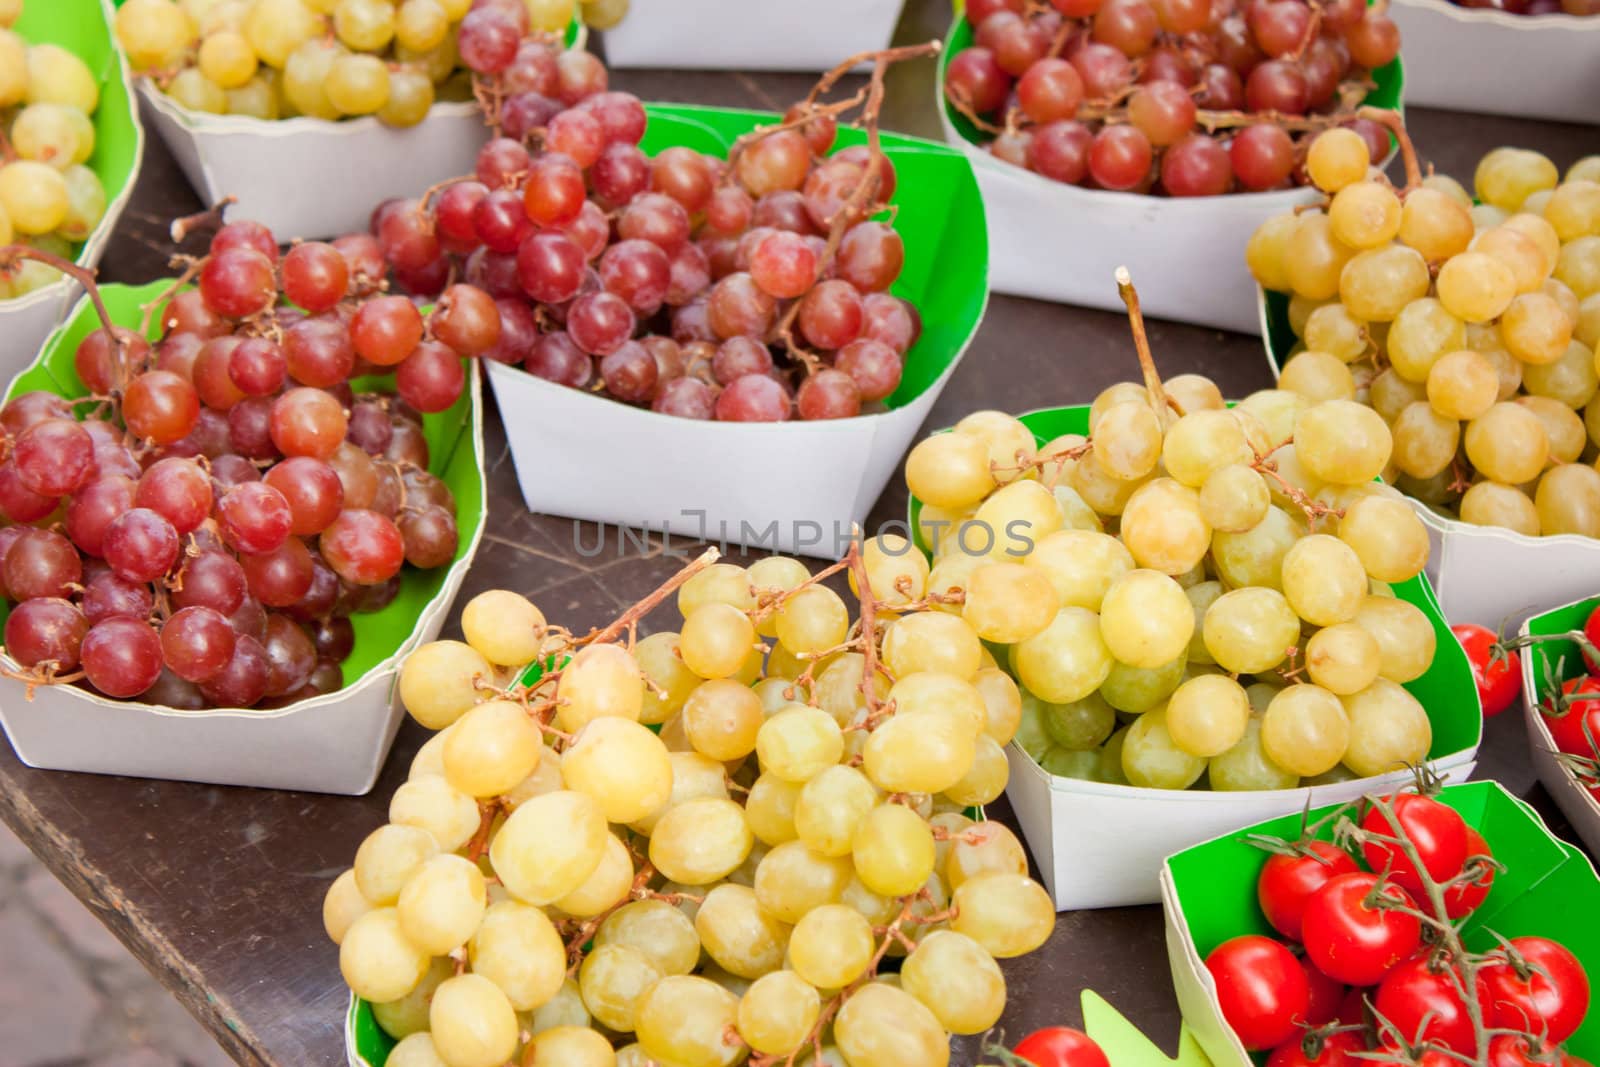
[1253,133,1600,538]
[903,365,1438,794]
[0,3,109,298]
[324,557,1055,1067]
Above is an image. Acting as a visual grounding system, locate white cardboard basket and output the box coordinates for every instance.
[0,364,488,797]
[485,342,976,558]
[137,84,494,242]
[0,0,145,380]
[1008,743,1478,910]
[1519,602,1600,859]
[1387,0,1600,125]
[600,0,906,70]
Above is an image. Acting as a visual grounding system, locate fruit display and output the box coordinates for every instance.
[331,540,1055,1067]
[112,0,576,125]
[1254,130,1600,540]
[374,34,936,424]
[0,0,139,309]
[904,271,1455,794]
[941,0,1401,196]
[0,219,485,710]
[1165,782,1599,1066]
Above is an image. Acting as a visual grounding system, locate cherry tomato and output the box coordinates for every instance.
[1452,623,1521,716]
[1258,841,1360,942]
[1545,677,1600,757]
[1359,794,1469,897]
[1267,1030,1366,1067]
[1441,828,1496,919]
[1301,872,1422,986]
[1301,955,1345,1026]
[1481,936,1591,1044]
[1335,986,1367,1028]
[1205,935,1312,1051]
[1374,955,1485,1054]
[1012,1027,1112,1067]
[1584,602,1600,673]
[1489,1034,1565,1067]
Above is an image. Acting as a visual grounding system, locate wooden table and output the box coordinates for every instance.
[2,6,1597,1063]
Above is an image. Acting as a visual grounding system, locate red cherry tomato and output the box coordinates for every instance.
[1374,955,1485,1055]
[1545,677,1600,757]
[1481,936,1592,1045]
[1441,828,1496,919]
[1258,841,1360,942]
[1335,986,1367,1028]
[1301,872,1422,986]
[1267,1030,1366,1067]
[1452,623,1521,716]
[1011,1027,1112,1067]
[1301,955,1345,1026]
[1489,1034,1565,1067]
[1205,935,1312,1051]
[1359,794,1469,897]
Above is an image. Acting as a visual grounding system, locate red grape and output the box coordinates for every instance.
[652,378,716,419]
[1128,81,1198,146]
[1245,59,1309,114]
[161,605,237,682]
[598,340,659,403]
[242,537,314,607]
[1347,13,1400,69]
[592,143,651,208]
[836,338,904,402]
[618,192,692,254]
[284,317,356,388]
[160,290,228,340]
[945,47,1010,115]
[396,341,467,413]
[211,219,277,263]
[1089,124,1154,190]
[67,475,137,557]
[351,296,424,367]
[555,49,607,105]
[5,597,88,670]
[271,387,348,460]
[458,8,520,73]
[83,571,153,625]
[705,186,754,235]
[837,223,904,293]
[228,337,288,396]
[715,375,792,422]
[320,509,405,585]
[798,280,865,350]
[1093,0,1160,55]
[15,417,93,497]
[547,108,604,169]
[797,369,862,419]
[1017,58,1085,123]
[103,508,180,584]
[526,331,594,387]
[475,187,534,253]
[197,633,269,707]
[750,231,818,299]
[136,458,213,534]
[568,291,638,356]
[227,396,278,462]
[282,242,349,312]
[651,147,715,214]
[1161,133,1233,196]
[74,327,148,395]
[82,616,164,698]
[862,293,918,354]
[218,482,293,556]
[172,550,247,615]
[1231,124,1296,190]
[334,234,386,288]
[1028,120,1093,183]
[262,614,317,697]
[581,90,647,144]
[430,285,502,355]
[736,130,812,197]
[712,337,774,385]
[193,336,248,410]
[1250,0,1312,58]
[199,249,276,320]
[5,529,81,601]
[398,505,459,569]
[124,370,200,444]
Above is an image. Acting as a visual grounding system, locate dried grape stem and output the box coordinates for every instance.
[137,257,206,339]
[802,41,943,109]
[574,547,721,647]
[169,196,237,244]
[842,536,887,714]
[1358,106,1422,191]
[1114,267,1170,419]
[0,245,120,345]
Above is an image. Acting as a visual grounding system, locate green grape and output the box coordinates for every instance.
[905,432,997,510]
[1546,180,1600,244]
[578,943,662,1032]
[1338,495,1430,584]
[116,0,199,70]
[490,790,607,905]
[396,0,451,51]
[1099,569,1192,669]
[1211,505,1303,590]
[378,66,435,127]
[397,853,485,955]
[1278,350,1355,402]
[1281,534,1367,626]
[887,672,986,736]
[794,765,879,858]
[372,957,452,1040]
[1260,684,1349,776]
[1041,746,1099,779]
[1519,395,1586,465]
[557,642,644,731]
[1556,237,1600,301]
[1013,607,1113,705]
[900,929,1005,1035]
[950,871,1055,958]
[1013,691,1053,762]
[0,28,23,108]
[1040,690,1115,749]
[323,51,389,114]
[245,0,325,67]
[757,705,843,783]
[1523,341,1598,411]
[1237,389,1307,448]
[1536,463,1600,537]
[12,103,93,170]
[199,29,259,88]
[635,631,698,724]
[1475,147,1559,212]
[1184,581,1223,664]
[788,904,876,989]
[168,67,228,112]
[973,479,1061,553]
[863,710,976,795]
[523,1025,613,1067]
[1294,399,1392,485]
[1303,303,1369,363]
[340,907,430,1003]
[322,868,373,945]
[1286,214,1356,301]
[1199,464,1269,533]
[1340,244,1430,322]
[882,612,982,680]
[387,1033,447,1067]
[1024,529,1133,611]
[1460,480,1540,537]
[851,802,935,897]
[1305,622,1381,695]
[636,975,745,1067]
[1203,587,1300,675]
[468,900,568,1012]
[945,733,1008,805]
[834,983,951,1067]
[678,562,754,616]
[0,161,68,235]
[1341,678,1431,778]
[1400,186,1474,261]
[595,899,700,978]
[1329,180,1402,249]
[442,698,541,798]
[225,72,281,117]
[1093,399,1163,480]
[776,585,849,657]
[282,38,342,120]
[1387,298,1466,384]
[651,797,753,885]
[1208,715,1298,791]
[354,823,439,905]
[1100,654,1185,714]
[1306,128,1369,193]
[754,841,853,924]
[963,562,1056,643]
[56,164,105,243]
[738,970,820,1056]
[25,44,98,112]
[1121,707,1207,789]
[1164,674,1251,758]
[1119,477,1211,576]
[1097,726,1131,784]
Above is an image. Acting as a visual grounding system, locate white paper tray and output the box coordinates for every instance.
[600,0,906,70]
[1387,0,1600,125]
[0,359,488,797]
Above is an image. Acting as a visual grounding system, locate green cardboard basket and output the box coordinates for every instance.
[2,0,144,374]
[1519,596,1600,861]
[905,404,1482,909]
[1162,780,1600,1066]
[0,281,487,795]
[933,0,1404,333]
[486,103,987,557]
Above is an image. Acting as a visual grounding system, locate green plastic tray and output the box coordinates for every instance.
[0,280,486,689]
[1164,780,1600,1065]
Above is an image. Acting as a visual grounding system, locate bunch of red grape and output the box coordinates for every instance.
[944,0,1402,196]
[1454,0,1597,14]
[364,9,924,422]
[0,218,493,710]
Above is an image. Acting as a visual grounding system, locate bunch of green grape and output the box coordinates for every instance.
[327,560,1055,1067]
[1251,130,1600,538]
[114,0,573,126]
[903,377,1438,794]
[0,3,109,298]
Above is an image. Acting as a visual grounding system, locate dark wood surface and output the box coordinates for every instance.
[2,5,1598,1064]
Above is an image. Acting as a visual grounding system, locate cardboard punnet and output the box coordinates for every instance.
[599,0,906,71]
[1261,288,1600,632]
[934,4,1404,335]
[910,404,1483,909]
[133,24,584,241]
[1388,0,1600,125]
[0,0,144,375]
[0,283,487,795]
[490,104,988,558]
[1161,781,1600,1066]
[1519,595,1600,859]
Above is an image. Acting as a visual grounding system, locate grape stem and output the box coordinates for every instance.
[1114,267,1172,419]
[1357,105,1422,192]
[574,546,721,648]
[169,196,237,245]
[137,256,207,339]
[1251,448,1345,524]
[0,244,118,340]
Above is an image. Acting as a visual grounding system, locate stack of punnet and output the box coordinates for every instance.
[1257,129,1600,631]
[336,543,1054,1067]
[0,217,487,795]
[358,25,985,555]
[111,0,582,239]
[595,0,909,72]
[0,0,142,373]
[935,0,1404,333]
[902,271,1478,908]
[1386,0,1599,124]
